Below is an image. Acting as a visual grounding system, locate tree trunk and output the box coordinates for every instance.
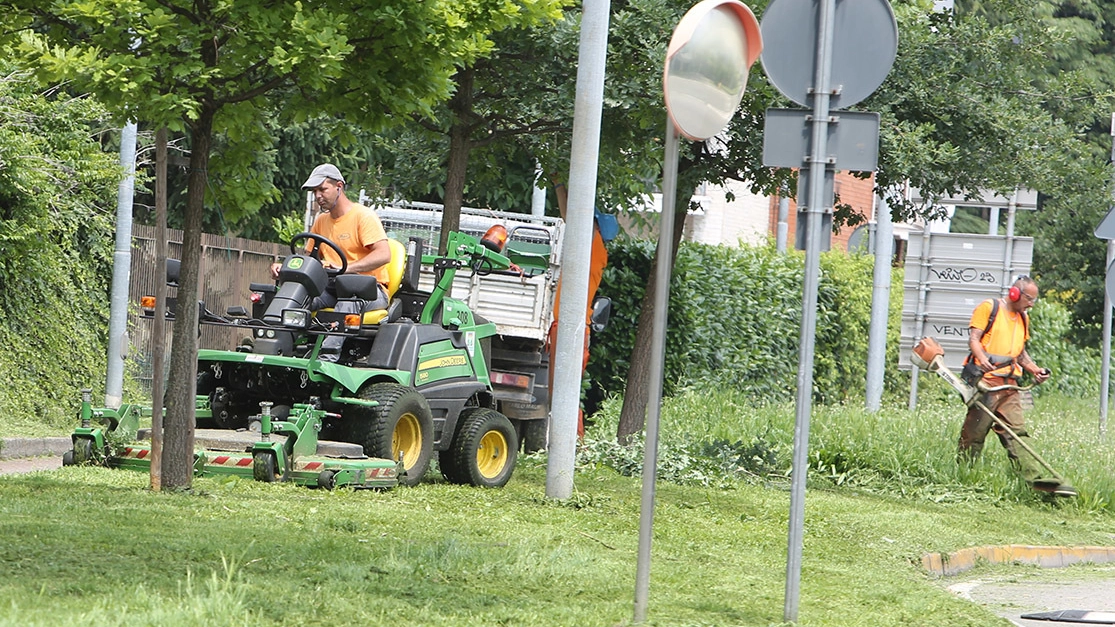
[439,68,475,254]
[161,105,214,488]
[615,184,693,444]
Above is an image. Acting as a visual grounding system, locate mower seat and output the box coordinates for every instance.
[383,238,407,298]
[327,239,408,326]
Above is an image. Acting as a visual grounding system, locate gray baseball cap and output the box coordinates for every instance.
[302,163,345,189]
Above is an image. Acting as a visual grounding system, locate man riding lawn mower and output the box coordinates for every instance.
[67,228,524,490]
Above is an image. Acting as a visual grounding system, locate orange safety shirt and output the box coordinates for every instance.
[968,298,1029,378]
[309,204,389,285]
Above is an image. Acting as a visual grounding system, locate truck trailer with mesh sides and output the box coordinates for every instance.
[375,201,566,451]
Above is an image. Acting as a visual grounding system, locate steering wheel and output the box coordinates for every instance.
[289,232,347,277]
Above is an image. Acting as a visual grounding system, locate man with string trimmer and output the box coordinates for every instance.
[913,275,1076,497]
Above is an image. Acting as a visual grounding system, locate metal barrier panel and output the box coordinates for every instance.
[899,230,1033,371]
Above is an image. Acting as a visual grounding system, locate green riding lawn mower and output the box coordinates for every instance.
[66,229,525,489]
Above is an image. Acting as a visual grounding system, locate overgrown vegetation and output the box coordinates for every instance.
[579,387,1115,514]
[589,238,1094,410]
[0,68,121,431]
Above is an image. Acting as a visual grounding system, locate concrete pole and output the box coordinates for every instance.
[545,0,611,499]
[865,193,894,411]
[105,122,138,408]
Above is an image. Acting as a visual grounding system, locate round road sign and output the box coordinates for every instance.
[760,0,897,110]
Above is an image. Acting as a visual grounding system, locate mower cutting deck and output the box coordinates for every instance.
[66,389,401,488]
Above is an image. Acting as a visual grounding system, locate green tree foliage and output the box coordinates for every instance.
[0,68,121,428]
[870,1,1110,223]
[912,1,1115,340]
[357,0,1110,439]
[2,0,565,487]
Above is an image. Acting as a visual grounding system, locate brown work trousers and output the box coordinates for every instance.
[957,384,1045,483]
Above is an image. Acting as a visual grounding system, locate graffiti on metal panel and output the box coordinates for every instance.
[928,267,997,284]
[931,325,969,337]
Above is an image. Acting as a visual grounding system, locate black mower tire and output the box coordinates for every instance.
[352,383,433,487]
[70,439,93,465]
[521,418,548,453]
[441,408,517,488]
[317,470,337,490]
[253,452,280,482]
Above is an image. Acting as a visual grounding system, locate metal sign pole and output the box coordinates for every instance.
[1102,240,1113,436]
[784,0,835,620]
[633,119,680,623]
[1103,115,1115,436]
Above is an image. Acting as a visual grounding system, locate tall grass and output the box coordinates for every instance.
[581,382,1115,514]
[5,443,1115,626]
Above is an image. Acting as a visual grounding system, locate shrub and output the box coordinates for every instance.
[589,239,905,405]
[0,69,121,430]
[1026,298,1102,397]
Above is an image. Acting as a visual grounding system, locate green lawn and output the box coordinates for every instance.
[1,451,1112,626]
[3,385,1114,626]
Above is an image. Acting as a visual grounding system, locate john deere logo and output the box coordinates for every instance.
[417,355,467,370]
[288,258,304,269]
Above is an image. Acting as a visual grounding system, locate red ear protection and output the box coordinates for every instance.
[1008,285,1021,302]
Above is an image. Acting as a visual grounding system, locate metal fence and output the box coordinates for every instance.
[129,224,285,391]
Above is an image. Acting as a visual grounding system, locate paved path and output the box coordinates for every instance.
[0,437,69,475]
[948,568,1115,625]
[0,455,63,475]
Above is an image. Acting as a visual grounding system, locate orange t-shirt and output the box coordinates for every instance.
[310,204,389,285]
[969,298,1029,377]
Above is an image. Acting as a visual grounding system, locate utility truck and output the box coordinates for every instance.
[374,201,607,452]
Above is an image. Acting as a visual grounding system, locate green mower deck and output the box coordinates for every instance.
[66,391,402,489]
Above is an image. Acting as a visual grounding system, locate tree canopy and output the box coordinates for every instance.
[1,0,565,486]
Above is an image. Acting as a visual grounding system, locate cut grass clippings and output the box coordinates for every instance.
[2,456,1113,626]
[3,387,1114,626]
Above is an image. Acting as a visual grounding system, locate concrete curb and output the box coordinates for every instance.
[0,437,72,460]
[923,545,1115,577]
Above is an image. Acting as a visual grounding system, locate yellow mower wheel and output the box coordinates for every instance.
[476,429,509,480]
[353,383,434,487]
[440,408,518,488]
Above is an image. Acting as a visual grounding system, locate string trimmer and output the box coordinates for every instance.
[910,337,1075,497]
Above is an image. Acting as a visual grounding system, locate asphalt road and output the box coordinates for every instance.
[949,571,1115,626]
